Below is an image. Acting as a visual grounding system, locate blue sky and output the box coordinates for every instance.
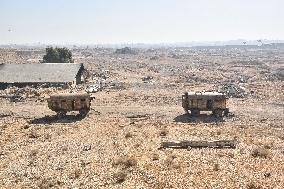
[0,0,283,44]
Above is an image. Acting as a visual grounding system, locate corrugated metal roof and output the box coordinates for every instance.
[0,63,83,83]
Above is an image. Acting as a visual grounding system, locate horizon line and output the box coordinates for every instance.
[1,39,284,47]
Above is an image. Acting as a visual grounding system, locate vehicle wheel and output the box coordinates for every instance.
[184,108,189,114]
[79,109,89,117]
[224,109,229,116]
[213,109,224,118]
[57,110,67,118]
[191,109,200,116]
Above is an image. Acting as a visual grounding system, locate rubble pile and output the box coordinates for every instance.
[85,70,110,93]
[0,86,64,101]
[218,83,246,98]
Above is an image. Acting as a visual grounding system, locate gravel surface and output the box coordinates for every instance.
[0,47,284,188]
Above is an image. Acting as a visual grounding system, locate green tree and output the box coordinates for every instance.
[41,47,74,63]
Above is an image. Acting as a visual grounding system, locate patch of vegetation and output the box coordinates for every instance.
[112,156,137,169]
[37,178,55,189]
[247,182,262,189]
[113,171,127,184]
[28,130,39,139]
[69,168,82,179]
[251,147,270,158]
[125,132,133,138]
[213,163,220,171]
[152,153,159,161]
[41,47,74,63]
[164,154,177,167]
[159,130,168,137]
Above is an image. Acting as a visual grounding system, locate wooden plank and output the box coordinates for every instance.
[161,140,236,149]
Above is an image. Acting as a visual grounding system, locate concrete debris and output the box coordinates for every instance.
[238,75,249,83]
[0,86,64,102]
[218,83,246,98]
[109,82,126,90]
[142,76,153,82]
[86,84,102,93]
[83,144,92,151]
[150,56,159,60]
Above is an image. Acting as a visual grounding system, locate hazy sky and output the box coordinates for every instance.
[0,0,283,44]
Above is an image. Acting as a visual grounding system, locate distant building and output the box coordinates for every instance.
[0,63,85,88]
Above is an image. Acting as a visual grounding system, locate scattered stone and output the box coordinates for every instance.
[86,84,102,93]
[83,144,92,151]
[142,76,153,82]
[218,83,246,98]
[251,147,270,158]
[159,130,168,137]
[0,111,13,118]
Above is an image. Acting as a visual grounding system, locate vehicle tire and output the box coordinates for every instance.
[57,110,67,118]
[224,109,229,116]
[79,109,89,117]
[190,109,200,116]
[213,109,223,118]
[184,108,189,114]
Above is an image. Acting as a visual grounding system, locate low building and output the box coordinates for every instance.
[0,63,85,88]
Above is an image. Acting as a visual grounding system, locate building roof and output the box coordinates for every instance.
[0,63,84,83]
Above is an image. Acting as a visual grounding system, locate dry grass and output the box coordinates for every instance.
[251,147,270,158]
[125,132,133,138]
[113,171,127,184]
[69,168,82,179]
[247,182,262,189]
[112,156,138,169]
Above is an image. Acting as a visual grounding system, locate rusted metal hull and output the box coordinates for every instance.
[182,92,229,116]
[47,93,91,114]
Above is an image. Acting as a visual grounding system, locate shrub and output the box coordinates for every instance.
[112,156,137,169]
[41,47,74,63]
[213,163,220,171]
[247,182,262,189]
[113,171,127,183]
[251,147,270,158]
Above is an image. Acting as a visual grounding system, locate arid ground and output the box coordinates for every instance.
[0,46,284,188]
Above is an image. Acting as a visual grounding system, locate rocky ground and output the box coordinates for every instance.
[0,46,284,188]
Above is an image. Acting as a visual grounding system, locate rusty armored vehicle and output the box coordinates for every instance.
[47,93,92,117]
[182,92,229,117]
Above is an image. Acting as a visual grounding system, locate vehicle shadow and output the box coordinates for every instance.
[29,114,86,124]
[174,113,225,123]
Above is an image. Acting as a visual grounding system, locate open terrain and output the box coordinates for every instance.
[0,46,284,188]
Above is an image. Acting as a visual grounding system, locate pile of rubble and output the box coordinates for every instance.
[85,70,111,93]
[218,83,246,98]
[0,86,62,102]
